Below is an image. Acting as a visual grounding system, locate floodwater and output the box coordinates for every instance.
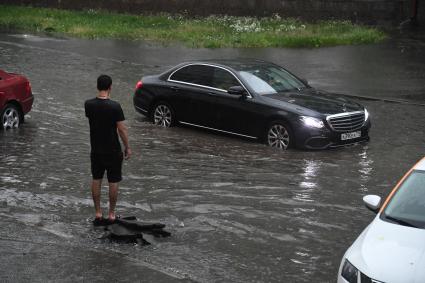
[1,32,425,282]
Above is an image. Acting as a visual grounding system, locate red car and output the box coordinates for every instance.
[0,70,33,129]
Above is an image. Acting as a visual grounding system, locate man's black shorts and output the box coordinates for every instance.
[90,152,123,183]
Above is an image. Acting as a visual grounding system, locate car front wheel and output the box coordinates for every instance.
[266,121,293,150]
[1,104,21,130]
[152,102,175,127]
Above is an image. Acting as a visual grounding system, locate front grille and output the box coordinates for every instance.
[327,111,365,132]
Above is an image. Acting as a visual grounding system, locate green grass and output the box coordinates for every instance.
[0,5,387,48]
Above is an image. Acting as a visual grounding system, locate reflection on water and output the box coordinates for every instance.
[358,148,373,193]
[295,159,321,201]
[1,33,425,282]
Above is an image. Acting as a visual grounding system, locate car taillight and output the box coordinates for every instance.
[135,81,143,91]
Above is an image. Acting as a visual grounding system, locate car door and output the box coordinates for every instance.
[209,67,264,138]
[168,64,219,128]
[0,72,6,110]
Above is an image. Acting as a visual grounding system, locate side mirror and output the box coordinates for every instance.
[363,195,382,214]
[227,86,246,96]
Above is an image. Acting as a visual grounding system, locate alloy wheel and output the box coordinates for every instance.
[267,124,290,150]
[153,104,172,127]
[2,106,20,130]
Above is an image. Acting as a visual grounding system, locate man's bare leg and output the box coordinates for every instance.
[108,182,119,220]
[91,179,102,218]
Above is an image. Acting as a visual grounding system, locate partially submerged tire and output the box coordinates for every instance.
[152,102,175,127]
[266,121,293,150]
[1,104,21,130]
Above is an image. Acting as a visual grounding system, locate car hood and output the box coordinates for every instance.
[346,216,425,283]
[262,89,363,115]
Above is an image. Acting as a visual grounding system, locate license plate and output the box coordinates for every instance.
[341,131,361,141]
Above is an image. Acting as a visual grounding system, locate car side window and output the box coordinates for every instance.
[211,67,241,91]
[170,65,214,88]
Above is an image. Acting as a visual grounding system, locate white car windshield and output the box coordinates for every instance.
[382,170,425,229]
[238,66,306,95]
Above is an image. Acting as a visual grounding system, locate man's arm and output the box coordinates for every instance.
[117,121,131,159]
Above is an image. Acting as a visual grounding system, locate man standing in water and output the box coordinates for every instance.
[85,75,131,225]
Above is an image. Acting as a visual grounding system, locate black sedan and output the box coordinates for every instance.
[133,59,371,150]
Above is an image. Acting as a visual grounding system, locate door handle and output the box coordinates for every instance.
[170,86,180,91]
[207,92,217,96]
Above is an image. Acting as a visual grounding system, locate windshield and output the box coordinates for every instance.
[382,170,425,229]
[238,66,306,95]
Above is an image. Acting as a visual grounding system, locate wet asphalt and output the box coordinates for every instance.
[0,31,425,282]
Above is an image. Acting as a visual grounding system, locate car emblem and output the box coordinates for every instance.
[342,103,347,112]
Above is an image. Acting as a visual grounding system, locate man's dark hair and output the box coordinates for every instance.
[97,75,112,91]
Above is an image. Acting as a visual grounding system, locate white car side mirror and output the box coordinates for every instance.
[363,195,382,214]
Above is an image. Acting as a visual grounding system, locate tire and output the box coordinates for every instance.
[1,104,21,130]
[152,102,175,127]
[265,120,294,150]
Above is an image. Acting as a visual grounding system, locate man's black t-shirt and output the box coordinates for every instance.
[85,98,125,154]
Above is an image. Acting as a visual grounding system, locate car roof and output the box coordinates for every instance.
[182,59,276,72]
[413,157,425,171]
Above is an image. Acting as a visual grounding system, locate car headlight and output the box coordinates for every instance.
[364,108,369,121]
[300,116,324,129]
[341,259,358,283]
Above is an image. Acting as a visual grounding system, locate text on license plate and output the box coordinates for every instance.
[341,131,361,141]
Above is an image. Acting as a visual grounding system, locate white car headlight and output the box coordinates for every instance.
[300,116,324,129]
[341,259,358,283]
[364,108,369,121]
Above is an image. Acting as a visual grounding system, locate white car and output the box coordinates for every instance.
[338,157,425,283]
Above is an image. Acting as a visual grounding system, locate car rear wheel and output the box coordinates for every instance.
[266,121,293,150]
[152,102,175,127]
[1,104,21,130]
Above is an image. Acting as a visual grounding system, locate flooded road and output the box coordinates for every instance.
[1,32,425,282]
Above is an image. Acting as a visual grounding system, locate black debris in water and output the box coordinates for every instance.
[98,216,171,245]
